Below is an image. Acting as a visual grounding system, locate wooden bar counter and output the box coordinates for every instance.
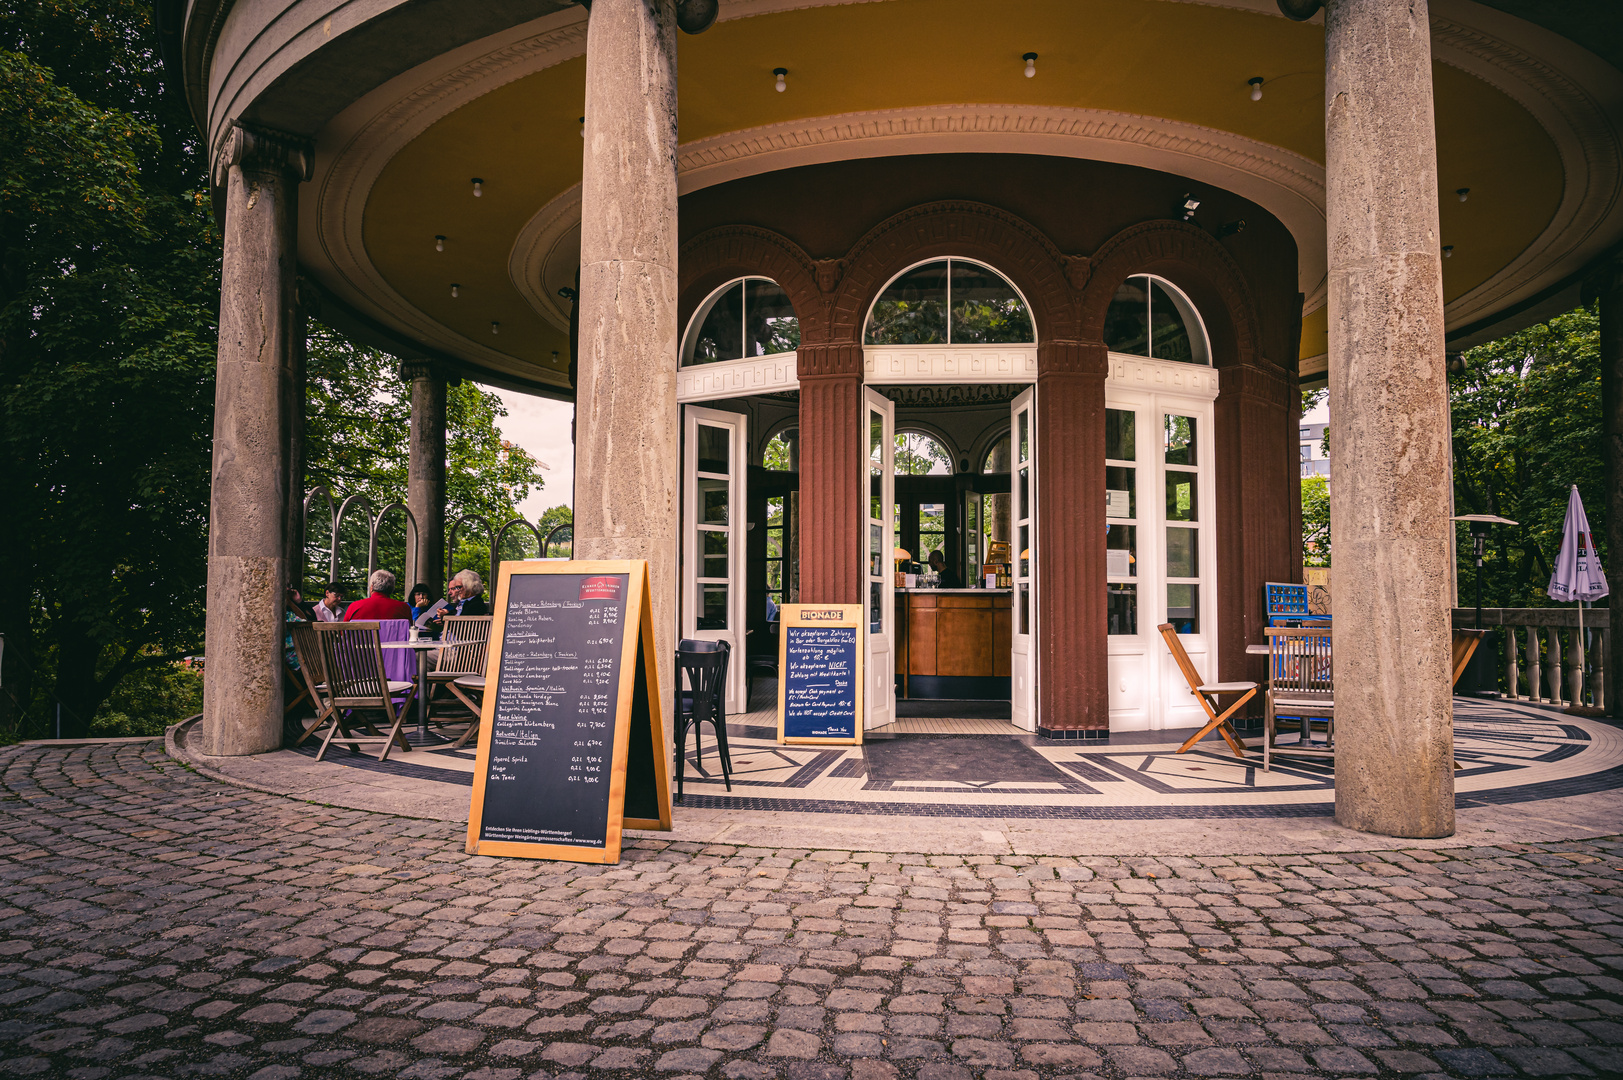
[895,589,1012,700]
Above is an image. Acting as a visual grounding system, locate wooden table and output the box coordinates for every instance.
[382,638,442,741]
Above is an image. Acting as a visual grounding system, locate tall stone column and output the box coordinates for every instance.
[200,123,311,757]
[1590,255,1623,717]
[575,0,681,704]
[1323,0,1455,837]
[283,281,314,594]
[405,361,448,591]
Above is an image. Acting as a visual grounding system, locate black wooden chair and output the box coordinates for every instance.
[745,618,779,710]
[674,638,733,801]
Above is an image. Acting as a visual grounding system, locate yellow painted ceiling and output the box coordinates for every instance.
[363,0,1564,376]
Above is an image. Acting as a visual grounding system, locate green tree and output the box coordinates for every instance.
[1450,303,1604,607]
[895,432,952,475]
[301,322,548,590]
[1,0,219,740]
[1301,476,1330,567]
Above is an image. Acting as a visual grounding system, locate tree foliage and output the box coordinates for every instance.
[300,322,548,591]
[1450,304,1604,607]
[1301,477,1330,567]
[1,1,218,740]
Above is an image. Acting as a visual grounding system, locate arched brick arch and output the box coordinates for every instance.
[678,225,825,341]
[831,201,1078,344]
[1079,220,1267,370]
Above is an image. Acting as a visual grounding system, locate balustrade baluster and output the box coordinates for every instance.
[1503,627,1520,700]
[1526,625,1542,702]
[1588,627,1606,711]
[1545,627,1564,706]
[1568,626,1586,707]
[1599,628,1612,713]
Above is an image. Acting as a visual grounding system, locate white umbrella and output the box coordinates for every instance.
[1548,485,1609,603]
[1547,485,1608,702]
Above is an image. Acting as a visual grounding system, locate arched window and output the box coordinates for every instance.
[865,259,1035,346]
[762,428,796,471]
[682,277,799,366]
[1103,275,1210,365]
[894,431,953,476]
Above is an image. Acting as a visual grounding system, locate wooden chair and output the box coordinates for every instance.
[674,639,733,801]
[287,622,336,748]
[313,622,416,762]
[429,616,492,743]
[1263,626,1335,771]
[448,676,487,749]
[1158,623,1256,758]
[1451,628,1489,687]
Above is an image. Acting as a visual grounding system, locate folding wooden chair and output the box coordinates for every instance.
[313,622,416,762]
[448,676,487,750]
[1158,623,1257,758]
[1263,626,1335,771]
[427,616,492,744]
[287,622,336,748]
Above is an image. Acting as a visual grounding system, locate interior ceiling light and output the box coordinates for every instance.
[1249,76,1264,101]
[491,321,501,334]
[578,116,585,139]
[1181,194,1200,221]
[1023,52,1038,78]
[435,235,445,252]
[471,178,483,197]
[450,283,460,297]
[1457,187,1470,202]
[1442,245,1454,258]
[773,67,787,92]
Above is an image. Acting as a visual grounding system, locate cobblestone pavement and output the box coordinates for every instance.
[3,743,1623,1080]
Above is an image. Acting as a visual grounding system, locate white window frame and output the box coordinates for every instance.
[861,257,1039,384]
[1104,274,1214,367]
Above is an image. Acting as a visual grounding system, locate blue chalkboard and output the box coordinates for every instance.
[778,609,862,743]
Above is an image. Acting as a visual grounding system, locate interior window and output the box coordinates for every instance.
[866,259,1034,346]
[1103,275,1210,365]
[682,277,800,366]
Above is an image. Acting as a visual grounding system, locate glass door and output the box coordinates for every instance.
[864,388,896,730]
[1010,386,1036,731]
[683,405,748,713]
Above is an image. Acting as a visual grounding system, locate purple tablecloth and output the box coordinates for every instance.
[378,619,416,683]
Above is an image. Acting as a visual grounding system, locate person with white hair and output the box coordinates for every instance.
[341,568,412,621]
[450,569,488,616]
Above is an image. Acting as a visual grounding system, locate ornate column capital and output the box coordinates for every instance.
[213,121,314,187]
[399,358,459,385]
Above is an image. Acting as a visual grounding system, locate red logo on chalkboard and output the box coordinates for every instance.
[579,576,624,601]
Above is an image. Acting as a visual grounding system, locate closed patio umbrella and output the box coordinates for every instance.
[1547,485,1608,704]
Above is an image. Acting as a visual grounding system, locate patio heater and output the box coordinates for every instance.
[1452,514,1518,629]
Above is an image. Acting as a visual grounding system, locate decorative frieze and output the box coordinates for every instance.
[864,346,1039,384]
[1105,354,1221,400]
[676,352,798,402]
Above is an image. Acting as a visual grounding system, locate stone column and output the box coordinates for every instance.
[1323,0,1455,837]
[575,0,681,703]
[199,123,311,757]
[404,361,448,591]
[1590,255,1623,718]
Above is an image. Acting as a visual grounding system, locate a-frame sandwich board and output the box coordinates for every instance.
[466,559,671,863]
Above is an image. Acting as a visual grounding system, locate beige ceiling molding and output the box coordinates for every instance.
[1427,0,1623,332]
[512,105,1330,333]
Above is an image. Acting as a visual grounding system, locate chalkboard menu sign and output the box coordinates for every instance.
[466,560,671,864]
[776,604,864,745]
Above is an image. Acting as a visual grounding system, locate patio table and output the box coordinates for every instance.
[382,638,442,741]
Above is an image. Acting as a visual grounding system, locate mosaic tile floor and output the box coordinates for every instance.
[286,684,1623,820]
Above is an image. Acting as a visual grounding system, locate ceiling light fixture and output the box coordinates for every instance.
[1023,52,1038,78]
[773,67,787,92]
[578,116,585,139]
[471,178,483,197]
[1442,245,1454,258]
[1249,76,1264,101]
[435,235,445,252]
[1457,187,1470,202]
[491,321,501,335]
[450,283,460,297]
[1181,194,1200,221]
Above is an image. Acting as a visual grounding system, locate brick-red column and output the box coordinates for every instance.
[1214,363,1296,687]
[1036,340,1109,731]
[797,344,864,605]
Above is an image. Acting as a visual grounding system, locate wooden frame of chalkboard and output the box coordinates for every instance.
[776,604,865,745]
[465,560,672,864]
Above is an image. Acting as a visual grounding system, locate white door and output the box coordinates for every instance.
[864,388,896,730]
[1011,387,1037,731]
[683,406,748,713]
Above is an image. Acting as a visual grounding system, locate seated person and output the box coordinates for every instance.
[451,569,489,616]
[408,583,437,624]
[927,549,962,589]
[285,586,315,621]
[342,569,413,621]
[312,582,345,622]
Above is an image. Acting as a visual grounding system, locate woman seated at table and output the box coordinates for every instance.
[408,583,437,624]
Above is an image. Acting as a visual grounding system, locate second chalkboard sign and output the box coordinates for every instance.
[776,604,864,745]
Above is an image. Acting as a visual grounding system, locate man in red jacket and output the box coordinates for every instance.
[342,569,412,621]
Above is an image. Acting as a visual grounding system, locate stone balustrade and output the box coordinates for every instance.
[1452,607,1611,711]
